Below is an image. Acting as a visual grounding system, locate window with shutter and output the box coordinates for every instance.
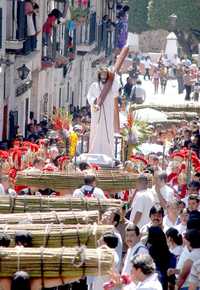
[97,23,103,53]
[0,8,2,49]
[102,21,108,51]
[64,27,69,57]
[89,12,96,44]
[17,1,26,40]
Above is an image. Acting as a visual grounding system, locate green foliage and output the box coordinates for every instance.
[70,7,89,20]
[148,0,200,31]
[128,0,149,33]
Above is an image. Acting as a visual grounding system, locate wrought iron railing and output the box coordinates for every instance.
[76,12,97,46]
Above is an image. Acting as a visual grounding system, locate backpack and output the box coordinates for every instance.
[80,186,95,198]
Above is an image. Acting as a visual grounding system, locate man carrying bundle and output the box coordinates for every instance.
[73,175,106,199]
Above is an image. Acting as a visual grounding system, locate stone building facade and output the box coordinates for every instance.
[0,0,120,141]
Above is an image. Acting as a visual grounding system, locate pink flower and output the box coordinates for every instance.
[81,0,88,7]
[75,0,88,7]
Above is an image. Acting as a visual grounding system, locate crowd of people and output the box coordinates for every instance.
[3,1,200,290]
[1,47,200,290]
[0,109,200,290]
[122,53,200,102]
[0,170,199,290]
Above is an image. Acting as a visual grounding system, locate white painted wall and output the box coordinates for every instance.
[0,0,109,139]
[0,0,6,140]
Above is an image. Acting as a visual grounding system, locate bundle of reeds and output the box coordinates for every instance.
[166,111,198,120]
[16,170,152,191]
[153,119,182,125]
[0,196,122,213]
[131,103,200,113]
[0,210,99,224]
[1,224,113,248]
[0,247,114,278]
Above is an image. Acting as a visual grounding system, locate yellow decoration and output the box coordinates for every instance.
[69,131,78,158]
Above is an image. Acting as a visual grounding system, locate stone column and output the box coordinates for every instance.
[165,32,178,64]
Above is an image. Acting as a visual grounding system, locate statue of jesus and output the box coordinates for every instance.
[87,46,129,158]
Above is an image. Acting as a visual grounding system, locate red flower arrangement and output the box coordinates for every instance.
[0,150,9,159]
[51,109,72,131]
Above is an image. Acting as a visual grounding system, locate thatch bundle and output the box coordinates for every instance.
[16,170,152,191]
[166,111,198,120]
[0,196,122,214]
[131,103,200,113]
[0,210,99,225]
[1,224,113,248]
[0,247,114,278]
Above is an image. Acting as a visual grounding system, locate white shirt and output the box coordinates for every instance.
[182,195,189,207]
[0,185,16,197]
[114,231,123,272]
[152,184,174,203]
[91,251,119,290]
[124,282,136,290]
[176,246,190,288]
[7,188,17,197]
[140,222,152,236]
[144,59,152,69]
[190,248,200,264]
[133,85,146,102]
[175,223,187,235]
[163,215,180,232]
[124,273,162,290]
[170,245,183,261]
[189,259,200,287]
[122,242,149,275]
[130,189,155,229]
[73,185,106,199]
[27,14,36,36]
[22,167,42,174]
[163,58,170,67]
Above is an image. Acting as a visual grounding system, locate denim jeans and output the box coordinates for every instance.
[185,85,192,100]
[42,32,52,59]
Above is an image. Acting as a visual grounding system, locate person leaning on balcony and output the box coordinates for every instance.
[32,2,40,36]
[24,1,38,52]
[42,9,63,60]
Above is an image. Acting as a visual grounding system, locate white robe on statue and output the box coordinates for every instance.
[87,75,120,158]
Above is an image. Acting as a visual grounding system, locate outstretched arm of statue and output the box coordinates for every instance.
[97,45,130,107]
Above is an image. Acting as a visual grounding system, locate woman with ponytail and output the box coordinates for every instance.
[166,227,183,261]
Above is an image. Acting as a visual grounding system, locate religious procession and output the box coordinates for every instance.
[0,0,200,290]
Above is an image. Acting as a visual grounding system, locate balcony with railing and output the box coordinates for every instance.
[97,19,116,57]
[42,19,76,71]
[6,0,25,51]
[6,0,38,55]
[75,12,97,53]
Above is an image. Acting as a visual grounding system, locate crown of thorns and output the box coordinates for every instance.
[98,66,110,73]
